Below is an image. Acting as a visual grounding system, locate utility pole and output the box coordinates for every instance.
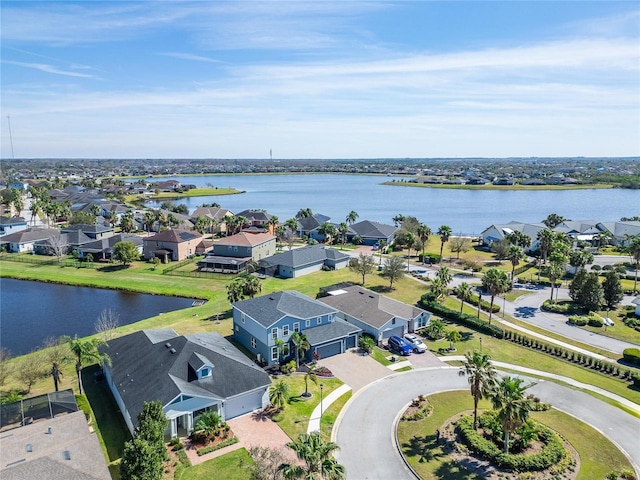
[7,116,15,159]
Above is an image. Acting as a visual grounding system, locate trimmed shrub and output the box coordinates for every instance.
[622,348,640,366]
[568,315,588,326]
[196,437,238,456]
[587,317,604,328]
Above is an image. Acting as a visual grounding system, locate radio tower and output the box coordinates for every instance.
[7,116,15,159]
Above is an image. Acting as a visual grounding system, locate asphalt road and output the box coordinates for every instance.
[334,368,640,480]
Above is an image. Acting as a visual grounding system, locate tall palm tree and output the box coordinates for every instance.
[269,380,290,411]
[458,350,497,430]
[481,268,510,324]
[416,223,431,264]
[404,232,414,271]
[437,225,452,263]
[279,432,345,480]
[507,245,525,286]
[536,228,554,264]
[456,282,473,314]
[318,222,337,245]
[489,376,534,453]
[445,329,462,351]
[430,277,448,303]
[346,210,359,225]
[547,251,568,301]
[436,266,452,287]
[267,215,279,235]
[296,208,313,219]
[290,332,310,369]
[303,363,318,397]
[338,222,349,250]
[392,214,405,227]
[63,335,110,394]
[625,236,640,293]
[143,210,157,234]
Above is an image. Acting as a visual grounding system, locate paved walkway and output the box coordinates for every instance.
[307,384,352,433]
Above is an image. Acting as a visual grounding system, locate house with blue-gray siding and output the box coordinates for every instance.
[232,291,361,366]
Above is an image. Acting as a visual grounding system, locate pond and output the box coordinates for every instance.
[0,278,195,356]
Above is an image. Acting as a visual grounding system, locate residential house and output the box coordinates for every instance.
[235,209,274,232]
[190,206,234,235]
[346,220,399,246]
[296,213,331,241]
[318,285,430,344]
[197,232,276,273]
[596,221,640,247]
[0,217,28,237]
[633,297,640,317]
[480,221,546,252]
[260,244,350,278]
[232,291,361,366]
[101,329,271,438]
[0,391,110,480]
[61,224,115,241]
[75,234,144,260]
[143,229,203,262]
[0,228,62,253]
[153,180,181,192]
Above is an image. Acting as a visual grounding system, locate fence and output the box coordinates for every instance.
[0,253,96,269]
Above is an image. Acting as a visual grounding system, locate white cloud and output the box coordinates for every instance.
[158,53,222,63]
[1,60,96,78]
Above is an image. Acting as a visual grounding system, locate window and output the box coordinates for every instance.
[305,319,310,328]
[416,316,429,329]
[282,344,289,357]
[392,318,396,325]
[241,314,245,324]
[271,347,278,361]
[317,317,322,325]
[294,322,300,333]
[283,325,289,336]
[272,328,278,340]
[251,337,256,349]
[200,368,210,378]
[235,324,239,333]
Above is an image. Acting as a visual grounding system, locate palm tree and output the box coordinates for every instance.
[267,215,279,235]
[143,210,157,234]
[507,245,525,286]
[338,222,349,250]
[542,213,566,229]
[404,232,414,271]
[445,330,462,351]
[436,266,453,287]
[458,350,497,430]
[64,335,110,394]
[303,364,318,397]
[194,411,222,439]
[108,210,118,228]
[296,208,313,219]
[569,249,593,274]
[547,251,568,301]
[437,225,452,263]
[625,236,640,293]
[318,222,337,245]
[346,210,359,225]
[489,376,534,453]
[592,230,613,252]
[536,229,554,264]
[456,282,473,314]
[269,380,290,411]
[481,268,510,324]
[392,214,405,227]
[416,223,431,264]
[430,277,448,303]
[290,332,310,369]
[279,432,345,480]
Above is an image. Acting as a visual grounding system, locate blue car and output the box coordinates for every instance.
[387,335,413,356]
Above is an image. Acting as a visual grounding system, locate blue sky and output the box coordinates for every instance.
[1,1,638,159]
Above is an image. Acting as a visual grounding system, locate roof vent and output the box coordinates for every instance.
[64,450,71,460]
[169,348,176,354]
[165,343,172,348]
[47,426,52,434]
[26,444,32,453]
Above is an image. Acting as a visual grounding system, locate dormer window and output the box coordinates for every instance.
[200,367,210,378]
[189,352,214,380]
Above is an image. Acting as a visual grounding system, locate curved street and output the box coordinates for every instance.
[333,367,640,480]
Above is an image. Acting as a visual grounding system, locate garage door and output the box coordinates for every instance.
[381,325,404,341]
[315,341,343,360]
[345,335,357,349]
[225,389,265,419]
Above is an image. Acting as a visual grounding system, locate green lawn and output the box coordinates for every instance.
[370,346,394,366]
[397,391,633,480]
[582,313,640,345]
[320,391,352,441]
[176,447,253,480]
[270,374,344,440]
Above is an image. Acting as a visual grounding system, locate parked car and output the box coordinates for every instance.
[388,335,413,356]
[404,334,427,353]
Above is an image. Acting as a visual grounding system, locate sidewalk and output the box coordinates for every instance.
[307,384,352,434]
[442,355,640,415]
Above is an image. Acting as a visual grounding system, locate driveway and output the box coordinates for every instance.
[333,368,640,479]
[319,348,391,393]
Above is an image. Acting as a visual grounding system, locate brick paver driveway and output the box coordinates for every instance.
[319,348,391,392]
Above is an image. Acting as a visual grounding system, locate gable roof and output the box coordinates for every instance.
[145,228,202,243]
[0,216,27,226]
[62,224,113,235]
[236,209,273,223]
[191,206,233,222]
[214,231,275,247]
[348,220,398,239]
[0,228,60,244]
[261,244,350,269]
[303,318,361,346]
[102,330,270,428]
[233,291,338,328]
[319,285,426,328]
[78,234,143,254]
[297,214,330,231]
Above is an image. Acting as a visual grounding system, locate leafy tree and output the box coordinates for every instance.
[279,432,345,480]
[570,271,603,312]
[456,282,473,314]
[63,334,110,394]
[113,241,139,265]
[490,238,511,261]
[437,225,452,263]
[303,363,318,397]
[542,213,567,229]
[382,255,405,289]
[602,270,623,309]
[489,376,534,453]
[348,253,376,285]
[227,274,263,303]
[446,329,462,351]
[458,351,498,429]
[482,268,510,324]
[269,380,290,411]
[69,211,97,225]
[15,352,46,393]
[0,348,12,387]
[449,235,471,259]
[247,446,286,480]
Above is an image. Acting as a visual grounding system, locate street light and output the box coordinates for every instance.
[502,295,506,319]
[479,337,483,353]
[476,287,482,319]
[320,383,324,418]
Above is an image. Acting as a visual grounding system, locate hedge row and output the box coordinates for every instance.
[196,436,238,456]
[419,296,505,338]
[456,415,567,472]
[623,348,640,366]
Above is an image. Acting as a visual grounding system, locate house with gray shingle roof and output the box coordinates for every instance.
[0,216,28,237]
[318,285,430,344]
[143,228,203,262]
[75,233,143,260]
[197,231,276,273]
[346,220,399,246]
[0,228,62,253]
[481,221,546,252]
[232,291,361,366]
[101,329,271,439]
[260,244,350,278]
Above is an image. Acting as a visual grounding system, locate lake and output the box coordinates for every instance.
[145,174,639,234]
[0,278,195,356]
